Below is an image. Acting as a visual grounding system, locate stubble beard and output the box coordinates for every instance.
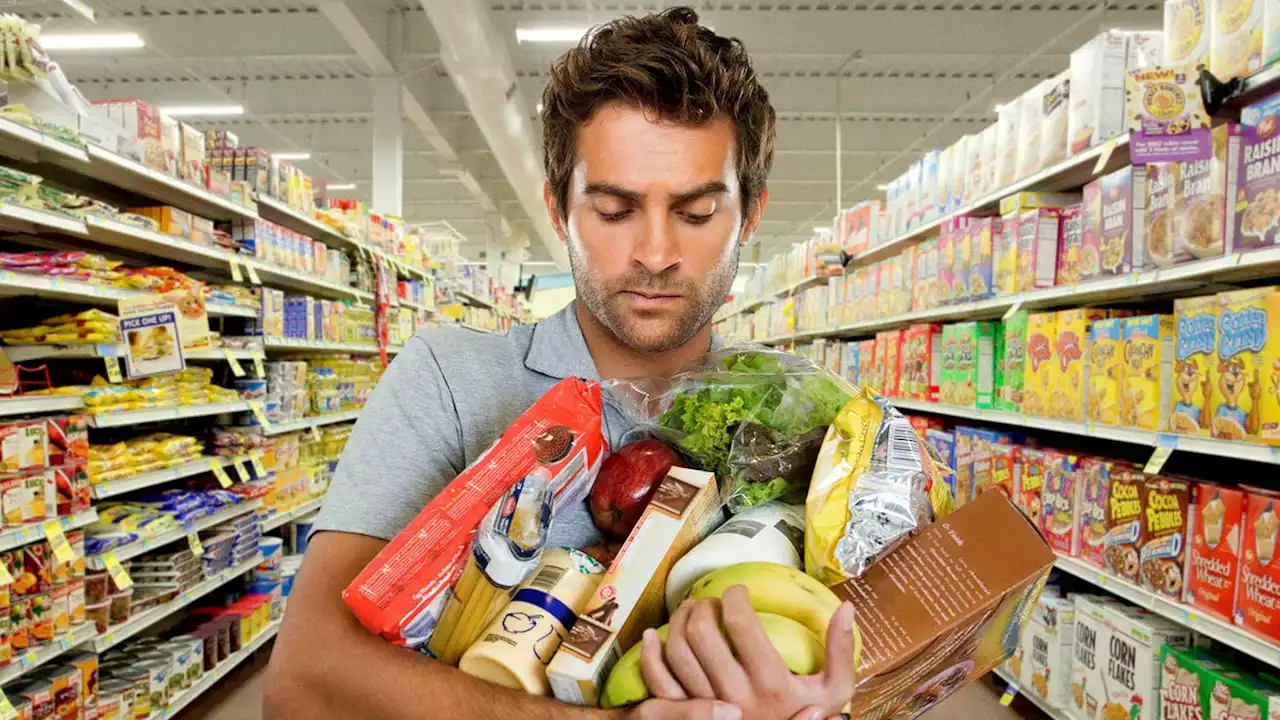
[568,235,739,353]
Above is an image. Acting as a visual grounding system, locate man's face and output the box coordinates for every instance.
[550,103,763,352]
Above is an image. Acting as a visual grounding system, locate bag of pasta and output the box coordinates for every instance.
[805,388,955,586]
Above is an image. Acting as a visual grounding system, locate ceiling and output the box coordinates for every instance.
[13,0,1164,267]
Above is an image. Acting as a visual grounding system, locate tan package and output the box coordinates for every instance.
[547,467,722,706]
[996,102,1022,188]
[1040,70,1072,169]
[837,490,1055,718]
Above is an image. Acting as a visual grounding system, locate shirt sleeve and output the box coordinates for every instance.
[310,332,465,541]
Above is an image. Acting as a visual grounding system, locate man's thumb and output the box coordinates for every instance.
[823,601,858,699]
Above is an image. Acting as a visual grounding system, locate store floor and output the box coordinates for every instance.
[182,643,1045,720]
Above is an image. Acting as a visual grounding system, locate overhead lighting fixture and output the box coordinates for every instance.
[327,183,356,191]
[876,184,889,191]
[516,27,589,43]
[536,102,544,113]
[158,105,244,118]
[40,32,145,50]
[272,152,311,161]
[813,226,831,233]
[993,103,1005,113]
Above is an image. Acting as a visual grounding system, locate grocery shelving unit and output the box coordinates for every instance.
[90,457,239,500]
[0,509,98,554]
[85,401,251,429]
[85,498,264,569]
[159,619,282,719]
[0,395,85,417]
[0,623,101,686]
[991,667,1071,720]
[256,410,361,437]
[261,497,324,532]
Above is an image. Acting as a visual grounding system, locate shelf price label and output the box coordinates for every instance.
[245,261,262,285]
[1144,434,1179,475]
[224,350,246,377]
[249,453,267,477]
[104,356,123,383]
[999,685,1019,707]
[228,255,244,283]
[1093,134,1120,175]
[309,424,321,441]
[188,533,205,557]
[210,460,233,489]
[102,551,133,590]
[1002,300,1024,321]
[251,349,265,378]
[249,401,270,428]
[0,562,13,587]
[43,520,74,563]
[233,457,251,483]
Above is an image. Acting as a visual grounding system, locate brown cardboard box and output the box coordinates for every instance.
[835,490,1054,719]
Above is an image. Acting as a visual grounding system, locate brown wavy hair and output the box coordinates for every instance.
[540,6,776,219]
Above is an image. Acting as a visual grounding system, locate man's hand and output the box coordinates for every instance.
[637,585,857,720]
[630,698,742,720]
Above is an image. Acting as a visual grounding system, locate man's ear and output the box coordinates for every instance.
[741,186,769,246]
[543,181,568,244]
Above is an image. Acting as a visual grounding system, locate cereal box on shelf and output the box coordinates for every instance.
[1068,31,1129,157]
[1041,450,1083,555]
[939,324,959,405]
[953,427,977,505]
[1018,81,1048,180]
[924,429,957,500]
[1021,589,1075,707]
[1057,204,1085,286]
[1125,31,1164,69]
[1145,162,1178,268]
[0,422,46,473]
[1068,594,1118,720]
[1212,287,1278,443]
[1040,70,1072,170]
[996,101,1022,188]
[1171,294,1217,436]
[969,217,997,300]
[1239,488,1280,643]
[1016,447,1048,526]
[1053,308,1108,422]
[948,136,969,213]
[1098,165,1149,276]
[877,261,893,320]
[964,132,986,205]
[1017,207,1063,291]
[1100,605,1191,720]
[1209,0,1263,81]
[952,223,972,305]
[990,441,1017,502]
[859,339,879,395]
[1104,468,1145,583]
[997,311,1028,412]
[937,230,955,308]
[1176,123,1235,262]
[1235,95,1280,253]
[1122,314,1175,431]
[920,150,941,223]
[1080,179,1104,282]
[1188,483,1244,622]
[914,240,936,311]
[1159,645,1280,720]
[995,211,1020,296]
[981,124,1000,195]
[902,323,942,401]
[951,321,997,409]
[1025,312,1057,418]
[898,246,917,315]
[1138,475,1191,600]
[1078,458,1115,569]
[878,330,904,398]
[1087,318,1125,425]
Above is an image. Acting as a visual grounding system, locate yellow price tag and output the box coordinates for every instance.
[249,401,269,427]
[229,255,244,283]
[224,349,246,377]
[103,551,133,590]
[0,689,17,720]
[210,460,233,488]
[1144,434,1178,475]
[245,261,262,285]
[0,562,13,587]
[43,520,74,563]
[104,356,123,383]
[233,457,250,483]
[1002,300,1024,321]
[188,533,205,557]
[1093,133,1121,175]
[1000,688,1018,707]
[309,424,321,441]
[251,349,265,378]
[21,652,35,667]
[249,453,267,476]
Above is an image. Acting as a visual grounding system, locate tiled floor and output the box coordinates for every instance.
[183,643,1045,720]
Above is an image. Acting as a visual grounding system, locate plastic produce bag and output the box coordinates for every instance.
[805,388,955,586]
[614,347,853,512]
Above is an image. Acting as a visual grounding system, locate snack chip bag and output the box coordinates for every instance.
[805,389,954,585]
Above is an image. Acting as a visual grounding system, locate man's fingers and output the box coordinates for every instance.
[719,585,788,689]
[635,698,743,720]
[685,597,753,703]
[821,601,858,702]
[640,628,687,700]
[665,600,717,699]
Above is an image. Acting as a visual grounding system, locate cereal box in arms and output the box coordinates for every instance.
[1069,31,1129,157]
[1171,294,1217,436]
[995,212,1020,296]
[1022,590,1075,708]
[1145,162,1179,268]
[1122,315,1175,431]
[1238,488,1280,644]
[969,218,997,300]
[1164,0,1211,69]
[1057,204,1085,286]
[952,222,972,305]
[1176,123,1235,261]
[1087,318,1125,426]
[1078,457,1115,569]
[1188,483,1244,622]
[1234,95,1280,253]
[1024,312,1058,418]
[838,491,1054,720]
[1100,605,1191,720]
[1139,475,1191,600]
[1212,287,1276,442]
[1209,0,1263,82]
[1040,450,1083,555]
[997,311,1028,412]
[1053,308,1107,422]
[343,377,607,646]
[952,321,997,409]
[1099,165,1149,276]
[1105,467,1146,583]
[1040,70,1072,169]
[1069,594,1119,720]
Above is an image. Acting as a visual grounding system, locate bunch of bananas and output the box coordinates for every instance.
[427,554,516,665]
[601,562,863,708]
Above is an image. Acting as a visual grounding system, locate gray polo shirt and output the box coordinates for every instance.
[312,302,632,549]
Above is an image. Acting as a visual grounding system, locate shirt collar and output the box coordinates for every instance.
[524,301,724,380]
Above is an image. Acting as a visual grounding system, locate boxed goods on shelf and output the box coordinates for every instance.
[1013,588,1075,707]
[1121,315,1175,431]
[1087,317,1125,425]
[1211,288,1277,443]
[1069,31,1129,156]
[1139,476,1191,599]
[1187,482,1244,621]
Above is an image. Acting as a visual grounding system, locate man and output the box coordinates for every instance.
[264,8,855,720]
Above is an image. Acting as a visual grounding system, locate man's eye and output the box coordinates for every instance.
[680,212,713,225]
[599,210,632,222]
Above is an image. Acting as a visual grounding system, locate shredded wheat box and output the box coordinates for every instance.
[548,467,722,706]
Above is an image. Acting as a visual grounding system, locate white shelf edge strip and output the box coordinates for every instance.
[86,499,264,568]
[86,401,251,429]
[90,457,237,500]
[260,410,360,437]
[0,509,99,554]
[0,622,101,685]
[261,496,325,532]
[84,553,265,653]
[0,395,85,417]
[159,620,282,719]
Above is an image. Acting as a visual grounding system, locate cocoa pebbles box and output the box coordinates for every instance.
[838,491,1055,719]
[342,377,607,647]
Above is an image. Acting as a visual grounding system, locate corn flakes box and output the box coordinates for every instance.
[1053,308,1108,421]
[1087,318,1125,426]
[969,218,997,300]
[1025,312,1057,417]
[995,212,1020,296]
[951,321,997,409]
[1057,203,1085,286]
[1017,208,1062,291]
[1020,589,1075,708]
[1122,315,1175,431]
[878,330,904,398]
[1099,165,1149,276]
[1068,594,1120,720]
[1171,294,1218,436]
[1077,457,1115,569]
[1210,0,1263,81]
[1101,605,1191,720]
[939,324,958,405]
[1234,96,1280,254]
[937,225,956,306]
[952,223,972,305]
[997,311,1028,412]
[1164,0,1212,69]
[1213,287,1278,442]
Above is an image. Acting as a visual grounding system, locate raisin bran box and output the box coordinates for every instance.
[839,491,1055,719]
[1099,165,1149,276]
[1233,93,1280,254]
[1188,482,1245,622]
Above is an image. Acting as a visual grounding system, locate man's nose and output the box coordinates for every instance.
[633,211,681,276]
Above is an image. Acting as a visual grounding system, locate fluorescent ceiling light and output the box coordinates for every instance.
[536,102,544,113]
[876,184,889,191]
[272,152,311,161]
[40,32,145,50]
[327,183,356,190]
[813,226,831,233]
[516,27,589,43]
[158,105,244,118]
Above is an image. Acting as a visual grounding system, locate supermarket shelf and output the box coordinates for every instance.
[255,195,351,249]
[86,401,251,429]
[891,398,1280,465]
[0,268,253,317]
[717,275,827,320]
[0,509,98,554]
[91,457,237,500]
[1054,553,1280,669]
[258,410,360,437]
[754,245,1280,345]
[262,337,380,353]
[247,260,374,302]
[991,666,1070,720]
[182,347,259,362]
[261,496,325,532]
[0,622,101,686]
[2,344,257,363]
[0,203,88,237]
[0,394,85,417]
[0,117,91,166]
[86,498,264,568]
[205,303,257,318]
[160,619,282,719]
[82,553,265,653]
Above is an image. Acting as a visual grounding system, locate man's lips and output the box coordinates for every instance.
[620,290,681,300]
[619,290,682,308]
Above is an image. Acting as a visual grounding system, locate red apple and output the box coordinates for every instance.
[589,439,681,539]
